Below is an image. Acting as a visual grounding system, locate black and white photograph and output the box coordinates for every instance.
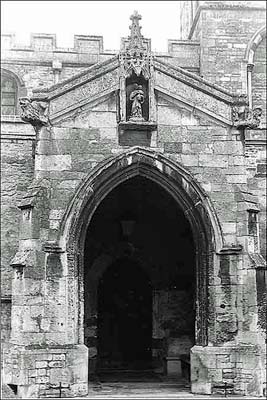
[1,1,266,399]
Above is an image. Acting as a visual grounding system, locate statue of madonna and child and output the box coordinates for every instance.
[129,83,145,121]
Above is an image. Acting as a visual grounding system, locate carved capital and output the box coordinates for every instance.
[19,97,49,128]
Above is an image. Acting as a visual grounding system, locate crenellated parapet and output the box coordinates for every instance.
[1,33,105,53]
[1,32,201,74]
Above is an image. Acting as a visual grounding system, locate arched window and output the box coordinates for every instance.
[1,73,18,115]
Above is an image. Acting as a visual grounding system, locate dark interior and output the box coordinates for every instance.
[97,258,152,369]
[84,176,195,376]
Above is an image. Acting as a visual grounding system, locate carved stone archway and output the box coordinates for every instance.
[59,146,224,350]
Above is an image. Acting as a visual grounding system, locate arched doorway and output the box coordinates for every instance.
[60,147,223,385]
[83,175,196,378]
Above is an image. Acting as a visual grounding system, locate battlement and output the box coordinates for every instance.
[1,33,107,54]
[1,33,201,72]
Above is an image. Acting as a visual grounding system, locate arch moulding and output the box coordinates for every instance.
[57,146,224,347]
[59,146,223,253]
[243,25,266,106]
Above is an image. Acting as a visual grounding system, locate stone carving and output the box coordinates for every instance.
[33,58,119,99]
[232,102,262,129]
[154,59,234,105]
[129,83,145,121]
[50,69,119,119]
[19,97,49,127]
[119,11,152,79]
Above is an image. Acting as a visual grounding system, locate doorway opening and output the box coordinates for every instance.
[97,258,152,371]
[84,175,196,382]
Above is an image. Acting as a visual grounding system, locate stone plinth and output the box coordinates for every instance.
[191,344,264,397]
[3,343,88,399]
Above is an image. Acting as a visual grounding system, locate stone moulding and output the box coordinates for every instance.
[154,59,236,104]
[59,146,224,253]
[154,86,232,127]
[42,241,64,254]
[217,245,243,256]
[118,120,157,131]
[31,57,119,101]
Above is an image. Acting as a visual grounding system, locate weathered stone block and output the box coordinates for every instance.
[48,360,65,368]
[199,154,228,168]
[35,361,48,369]
[164,142,182,153]
[35,155,72,171]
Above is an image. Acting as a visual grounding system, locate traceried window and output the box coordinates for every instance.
[1,74,18,115]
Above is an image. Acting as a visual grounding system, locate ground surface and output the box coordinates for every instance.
[1,376,261,400]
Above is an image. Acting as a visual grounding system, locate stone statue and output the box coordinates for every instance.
[129,83,145,121]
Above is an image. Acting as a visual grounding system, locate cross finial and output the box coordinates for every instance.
[127,10,145,53]
[130,10,142,22]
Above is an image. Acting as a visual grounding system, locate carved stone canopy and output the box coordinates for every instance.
[119,11,152,79]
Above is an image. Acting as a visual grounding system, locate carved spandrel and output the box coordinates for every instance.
[19,97,49,127]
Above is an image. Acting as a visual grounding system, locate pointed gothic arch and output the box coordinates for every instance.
[58,147,224,348]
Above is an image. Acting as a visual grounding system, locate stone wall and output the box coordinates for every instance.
[197,8,266,93]
[1,134,34,296]
[0,128,34,342]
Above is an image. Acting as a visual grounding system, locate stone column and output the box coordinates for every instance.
[191,246,264,397]
[247,63,254,108]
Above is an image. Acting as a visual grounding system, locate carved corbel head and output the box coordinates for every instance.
[19,97,49,130]
[232,95,262,129]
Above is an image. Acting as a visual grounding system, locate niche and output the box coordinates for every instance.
[126,73,149,121]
